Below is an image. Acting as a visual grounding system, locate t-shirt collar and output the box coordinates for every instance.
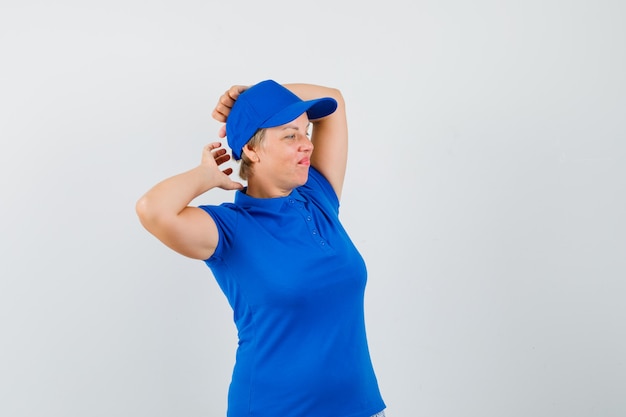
[234,186,306,211]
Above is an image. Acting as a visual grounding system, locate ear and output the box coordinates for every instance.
[242,143,259,163]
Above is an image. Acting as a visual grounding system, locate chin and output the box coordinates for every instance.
[289,175,308,189]
[297,170,310,184]
[282,165,309,189]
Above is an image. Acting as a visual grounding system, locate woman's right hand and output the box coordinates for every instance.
[201,142,244,191]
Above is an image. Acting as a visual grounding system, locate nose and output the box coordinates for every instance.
[299,136,314,153]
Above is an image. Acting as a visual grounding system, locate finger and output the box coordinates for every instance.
[202,142,221,159]
[211,96,234,122]
[212,102,234,122]
[227,85,248,100]
[212,86,246,123]
[223,178,245,191]
[218,124,226,138]
[205,142,222,151]
[212,148,227,158]
[218,92,237,110]
[219,86,248,112]
[212,85,247,122]
[211,107,230,123]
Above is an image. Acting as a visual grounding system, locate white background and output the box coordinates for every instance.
[1,1,625,416]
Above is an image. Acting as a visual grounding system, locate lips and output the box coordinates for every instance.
[298,157,311,166]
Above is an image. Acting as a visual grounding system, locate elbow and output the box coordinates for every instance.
[135,195,179,238]
[135,196,148,222]
[328,87,344,105]
[327,88,345,114]
[135,195,158,230]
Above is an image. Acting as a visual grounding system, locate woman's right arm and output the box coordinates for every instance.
[135,142,243,260]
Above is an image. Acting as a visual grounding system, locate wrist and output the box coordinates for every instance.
[190,164,221,191]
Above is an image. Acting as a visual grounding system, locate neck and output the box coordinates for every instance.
[245,177,292,199]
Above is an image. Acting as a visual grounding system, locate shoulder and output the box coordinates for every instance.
[197,202,244,259]
[198,202,241,230]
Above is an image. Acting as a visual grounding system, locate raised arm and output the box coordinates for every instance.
[135,142,243,260]
[284,84,348,199]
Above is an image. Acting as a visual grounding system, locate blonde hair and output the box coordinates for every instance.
[238,128,266,180]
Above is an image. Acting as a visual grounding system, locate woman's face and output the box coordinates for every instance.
[247,112,313,197]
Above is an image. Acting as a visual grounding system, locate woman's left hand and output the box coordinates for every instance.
[212,84,248,123]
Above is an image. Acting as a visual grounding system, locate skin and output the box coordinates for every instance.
[136,83,347,260]
[242,113,314,198]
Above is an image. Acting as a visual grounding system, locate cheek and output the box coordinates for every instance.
[271,148,298,164]
[258,142,299,167]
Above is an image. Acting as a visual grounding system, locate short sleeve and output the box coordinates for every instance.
[197,203,239,262]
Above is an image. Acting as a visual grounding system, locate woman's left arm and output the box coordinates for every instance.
[284,84,348,200]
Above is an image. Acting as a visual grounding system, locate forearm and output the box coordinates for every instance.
[284,83,344,109]
[136,165,217,223]
[284,83,348,199]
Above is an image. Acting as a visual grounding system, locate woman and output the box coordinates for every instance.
[136,80,386,417]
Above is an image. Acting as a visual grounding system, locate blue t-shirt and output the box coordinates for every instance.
[199,167,385,417]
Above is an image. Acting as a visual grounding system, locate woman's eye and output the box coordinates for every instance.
[286,134,296,139]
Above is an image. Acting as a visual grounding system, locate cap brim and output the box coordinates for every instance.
[260,97,337,129]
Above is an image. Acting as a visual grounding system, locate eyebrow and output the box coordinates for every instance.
[281,122,311,131]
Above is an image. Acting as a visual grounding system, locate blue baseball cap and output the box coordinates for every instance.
[225,80,338,160]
